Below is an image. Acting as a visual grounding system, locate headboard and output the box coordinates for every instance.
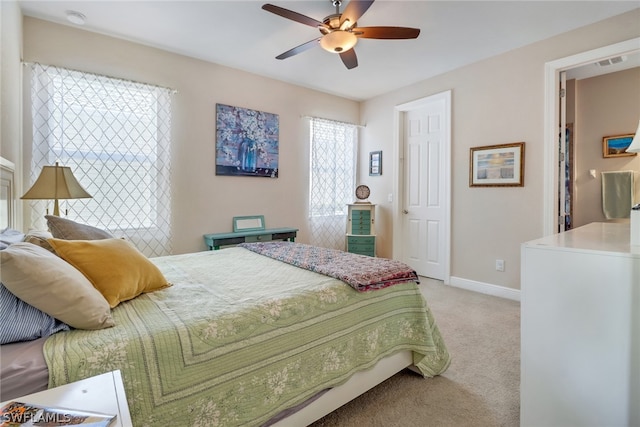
[0,156,16,230]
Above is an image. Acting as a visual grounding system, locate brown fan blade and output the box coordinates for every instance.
[275,38,321,60]
[340,0,375,28]
[262,4,325,28]
[339,49,358,70]
[352,26,420,39]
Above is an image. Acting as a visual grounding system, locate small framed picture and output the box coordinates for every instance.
[602,134,636,158]
[470,142,525,187]
[369,151,382,176]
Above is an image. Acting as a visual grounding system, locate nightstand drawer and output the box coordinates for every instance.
[351,225,371,235]
[349,247,375,256]
[347,236,375,245]
[347,236,376,256]
[244,234,272,243]
[349,245,375,254]
[351,210,371,220]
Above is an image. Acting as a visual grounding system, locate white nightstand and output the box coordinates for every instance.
[1,370,132,426]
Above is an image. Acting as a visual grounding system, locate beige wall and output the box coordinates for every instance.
[573,67,640,228]
[21,17,359,254]
[15,8,640,291]
[0,0,23,229]
[0,0,22,161]
[359,9,640,290]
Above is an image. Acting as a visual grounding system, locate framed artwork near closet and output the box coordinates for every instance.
[602,134,636,158]
[469,142,525,187]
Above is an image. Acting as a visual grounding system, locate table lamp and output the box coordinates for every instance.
[21,162,92,216]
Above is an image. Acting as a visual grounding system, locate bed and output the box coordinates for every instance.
[0,158,450,426]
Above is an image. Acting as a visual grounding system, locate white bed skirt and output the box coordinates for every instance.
[274,350,413,426]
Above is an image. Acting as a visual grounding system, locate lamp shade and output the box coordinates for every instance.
[626,119,640,153]
[21,163,91,215]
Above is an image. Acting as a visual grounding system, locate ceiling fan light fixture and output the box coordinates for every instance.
[263,0,420,69]
[339,19,352,30]
[326,14,341,28]
[320,30,357,53]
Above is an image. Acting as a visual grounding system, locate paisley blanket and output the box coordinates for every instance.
[239,241,419,291]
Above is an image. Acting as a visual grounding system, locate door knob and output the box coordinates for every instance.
[403,209,409,214]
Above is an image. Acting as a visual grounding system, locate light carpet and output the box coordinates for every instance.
[309,278,520,427]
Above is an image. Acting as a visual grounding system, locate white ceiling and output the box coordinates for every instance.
[18,1,640,101]
[566,51,640,80]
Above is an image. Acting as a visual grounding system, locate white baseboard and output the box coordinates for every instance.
[448,276,520,301]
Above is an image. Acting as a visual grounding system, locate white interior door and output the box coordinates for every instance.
[399,93,450,280]
[558,71,569,233]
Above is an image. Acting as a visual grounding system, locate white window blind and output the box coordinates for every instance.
[29,63,172,257]
[308,117,357,250]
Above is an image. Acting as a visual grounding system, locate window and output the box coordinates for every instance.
[28,64,172,257]
[308,117,357,250]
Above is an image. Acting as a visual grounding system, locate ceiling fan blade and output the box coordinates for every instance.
[352,26,420,39]
[275,38,321,60]
[262,4,325,28]
[339,49,358,70]
[340,0,375,28]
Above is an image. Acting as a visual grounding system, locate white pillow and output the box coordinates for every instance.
[0,228,25,250]
[0,242,115,330]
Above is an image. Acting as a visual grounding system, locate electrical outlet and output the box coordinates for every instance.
[388,193,393,203]
[495,259,505,272]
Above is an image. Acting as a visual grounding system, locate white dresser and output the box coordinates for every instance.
[521,222,640,427]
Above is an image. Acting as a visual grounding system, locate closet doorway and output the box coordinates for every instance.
[543,37,640,236]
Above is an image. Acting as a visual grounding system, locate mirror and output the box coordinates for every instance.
[233,215,265,232]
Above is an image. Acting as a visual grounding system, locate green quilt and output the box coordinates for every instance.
[44,248,450,426]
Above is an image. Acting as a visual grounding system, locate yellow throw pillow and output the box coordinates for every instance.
[48,238,171,308]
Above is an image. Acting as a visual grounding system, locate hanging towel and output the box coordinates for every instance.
[601,171,634,219]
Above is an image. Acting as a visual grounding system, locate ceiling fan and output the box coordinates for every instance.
[262,0,420,70]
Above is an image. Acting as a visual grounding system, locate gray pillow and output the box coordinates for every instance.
[46,215,113,240]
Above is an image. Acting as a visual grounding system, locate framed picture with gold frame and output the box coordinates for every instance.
[469,142,525,187]
[602,134,636,158]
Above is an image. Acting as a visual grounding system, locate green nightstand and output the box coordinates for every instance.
[204,215,298,250]
[203,228,297,250]
[346,203,376,256]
